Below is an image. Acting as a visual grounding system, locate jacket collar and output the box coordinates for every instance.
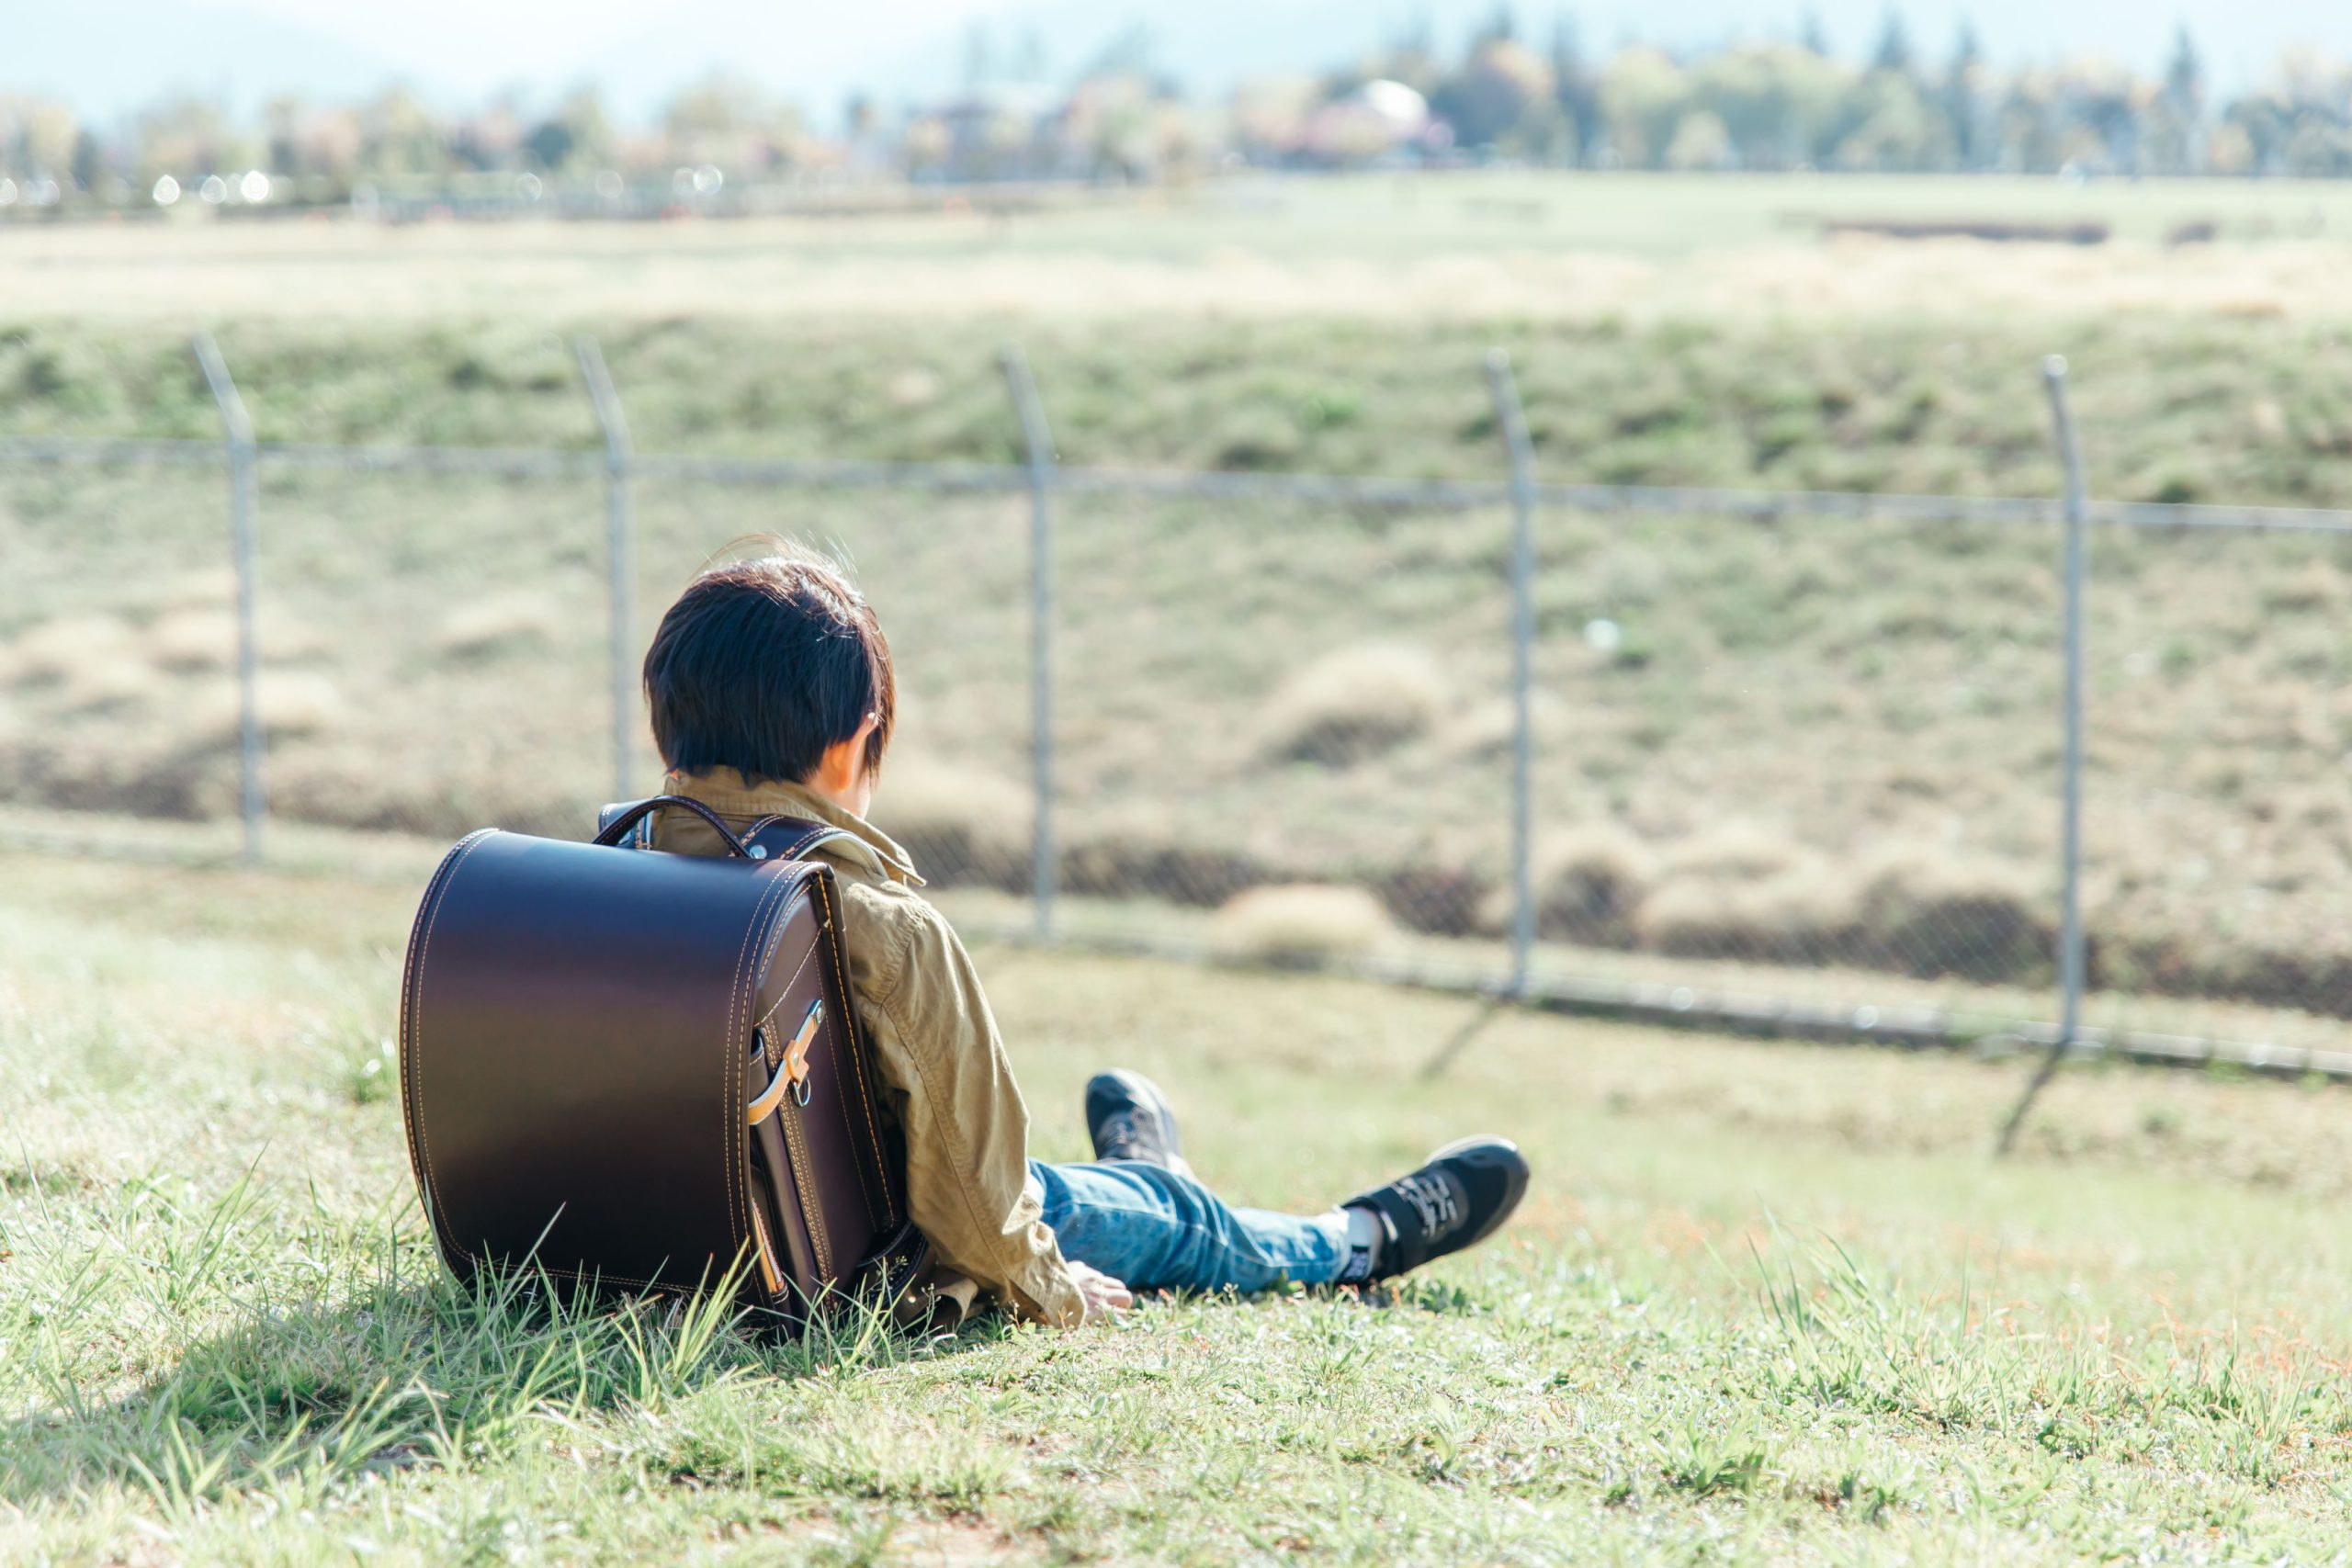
[662,769,925,886]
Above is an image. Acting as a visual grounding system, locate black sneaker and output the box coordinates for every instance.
[1085,1070,1195,1179]
[1343,1136,1529,1281]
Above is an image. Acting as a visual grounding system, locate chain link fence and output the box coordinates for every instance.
[1511,498,2069,1030]
[2079,516,2352,1044]
[4,338,2350,1078]
[1049,486,1521,963]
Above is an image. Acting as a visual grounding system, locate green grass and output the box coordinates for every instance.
[7,850,2352,1562]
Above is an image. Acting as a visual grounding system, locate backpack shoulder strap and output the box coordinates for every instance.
[596,801,855,863]
[744,816,859,864]
[596,797,657,850]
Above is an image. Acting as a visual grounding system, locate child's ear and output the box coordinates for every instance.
[814,733,859,793]
[814,714,881,794]
[846,711,881,775]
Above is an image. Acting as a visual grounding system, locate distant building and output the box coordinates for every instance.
[1304,80,1433,165]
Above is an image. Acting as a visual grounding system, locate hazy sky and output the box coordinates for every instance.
[221,0,1002,85]
[221,0,905,65]
[216,0,2348,82]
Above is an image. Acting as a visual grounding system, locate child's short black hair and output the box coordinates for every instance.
[643,544,896,785]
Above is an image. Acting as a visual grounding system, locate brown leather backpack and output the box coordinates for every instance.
[397,795,928,1330]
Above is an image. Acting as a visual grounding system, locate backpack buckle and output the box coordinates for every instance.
[747,1000,826,1122]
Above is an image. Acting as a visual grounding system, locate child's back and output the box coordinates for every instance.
[638,546,1529,1327]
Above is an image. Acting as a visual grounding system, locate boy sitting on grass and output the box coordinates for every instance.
[638,544,1530,1325]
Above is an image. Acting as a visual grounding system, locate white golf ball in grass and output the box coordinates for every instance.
[1584,618,1623,653]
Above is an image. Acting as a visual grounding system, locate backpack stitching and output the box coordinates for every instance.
[814,873,888,1230]
[751,908,820,1055]
[727,863,800,1272]
[636,804,826,1298]
[658,805,797,1284]
[720,864,779,1260]
[744,870,827,1288]
[779,1094,833,1280]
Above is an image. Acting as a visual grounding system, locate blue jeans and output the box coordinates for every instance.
[1033,1159,1349,1294]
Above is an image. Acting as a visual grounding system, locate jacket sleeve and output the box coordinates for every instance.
[866,898,1086,1326]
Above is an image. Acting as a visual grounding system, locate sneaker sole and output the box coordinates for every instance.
[1425,1134,1530,1251]
[1086,1070,1192,1175]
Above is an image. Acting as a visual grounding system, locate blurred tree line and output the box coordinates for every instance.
[3,10,2350,208]
[1314,10,2352,176]
[0,76,820,208]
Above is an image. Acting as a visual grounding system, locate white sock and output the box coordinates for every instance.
[1337,1204,1385,1283]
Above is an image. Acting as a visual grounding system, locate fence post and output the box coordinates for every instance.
[1000,346,1057,942]
[1484,350,1539,995]
[191,333,265,865]
[574,335,635,806]
[1999,355,2090,1154]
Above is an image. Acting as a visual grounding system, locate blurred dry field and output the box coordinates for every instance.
[3,172,2352,322]
[3,171,2349,1042]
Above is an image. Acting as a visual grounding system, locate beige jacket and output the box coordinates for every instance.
[649,770,1085,1327]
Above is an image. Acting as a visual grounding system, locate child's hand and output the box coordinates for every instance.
[1068,1260,1134,1324]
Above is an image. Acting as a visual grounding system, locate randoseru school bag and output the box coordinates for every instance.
[397,795,928,1329]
